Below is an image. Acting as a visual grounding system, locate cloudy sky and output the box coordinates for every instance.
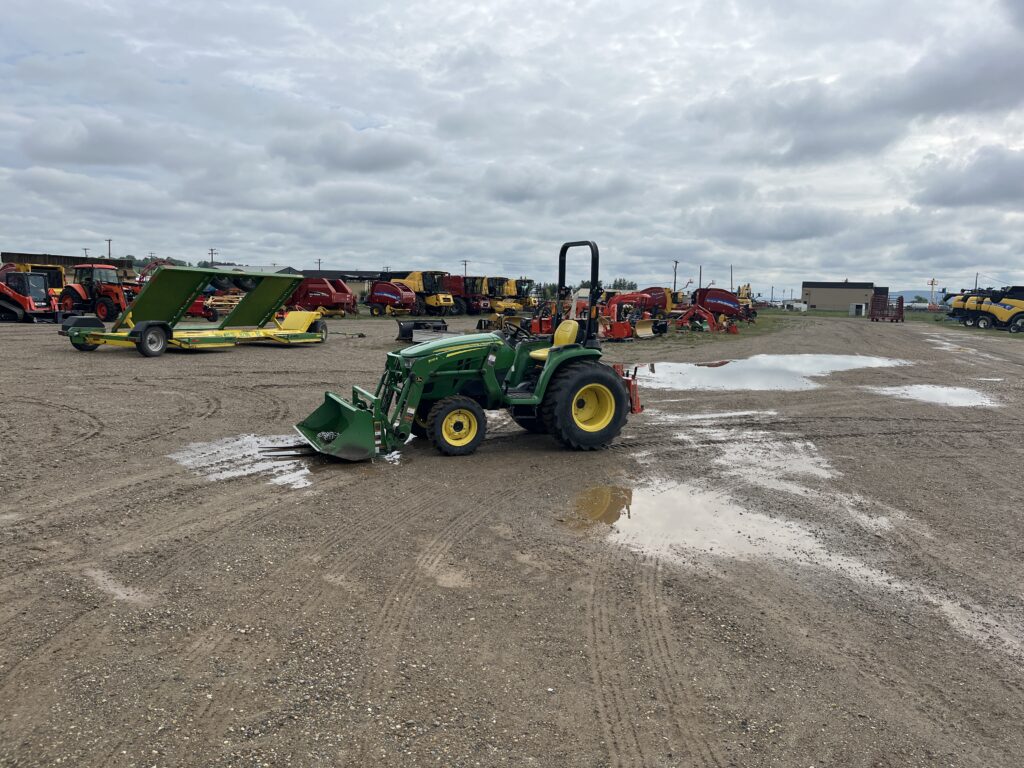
[2,0,1023,294]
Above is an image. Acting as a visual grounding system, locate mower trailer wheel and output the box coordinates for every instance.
[71,340,99,352]
[541,361,628,451]
[136,325,168,357]
[311,318,328,342]
[427,396,486,456]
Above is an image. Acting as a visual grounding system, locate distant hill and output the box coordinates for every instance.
[889,289,943,303]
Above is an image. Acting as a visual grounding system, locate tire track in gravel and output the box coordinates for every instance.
[635,557,726,768]
[8,396,105,448]
[585,548,649,768]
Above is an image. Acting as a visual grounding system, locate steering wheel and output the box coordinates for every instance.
[503,322,534,344]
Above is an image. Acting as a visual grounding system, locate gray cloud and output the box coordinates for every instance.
[0,0,1022,292]
[913,146,1024,207]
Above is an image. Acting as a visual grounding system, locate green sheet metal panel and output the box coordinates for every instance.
[219,273,302,328]
[112,266,213,329]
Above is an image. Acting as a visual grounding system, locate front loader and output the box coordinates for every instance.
[291,241,642,460]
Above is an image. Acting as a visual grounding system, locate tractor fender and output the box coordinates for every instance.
[533,346,603,399]
[127,320,173,341]
[63,284,89,301]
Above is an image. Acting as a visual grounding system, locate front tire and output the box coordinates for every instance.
[427,396,486,456]
[541,362,628,450]
[95,297,117,322]
[976,315,993,330]
[136,325,168,357]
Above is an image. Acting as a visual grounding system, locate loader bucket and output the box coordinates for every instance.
[633,319,656,339]
[294,392,379,461]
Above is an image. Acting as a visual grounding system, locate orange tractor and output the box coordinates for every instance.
[59,264,138,323]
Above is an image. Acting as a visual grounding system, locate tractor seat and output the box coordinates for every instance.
[529,319,580,361]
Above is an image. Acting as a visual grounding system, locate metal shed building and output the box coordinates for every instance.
[801,281,876,311]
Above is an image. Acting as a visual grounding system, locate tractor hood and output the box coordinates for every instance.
[398,332,500,359]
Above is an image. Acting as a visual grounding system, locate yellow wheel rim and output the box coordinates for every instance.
[571,383,615,432]
[441,409,478,446]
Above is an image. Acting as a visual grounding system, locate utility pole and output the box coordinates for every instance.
[730,264,733,292]
[105,239,112,260]
[672,260,679,291]
[974,272,979,290]
[698,265,702,289]
[208,248,218,268]
[82,247,89,258]
[315,258,322,271]
[148,252,155,259]
[461,259,469,276]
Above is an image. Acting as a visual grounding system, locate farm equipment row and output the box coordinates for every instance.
[946,286,1024,333]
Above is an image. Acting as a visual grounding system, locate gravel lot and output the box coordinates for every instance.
[1,314,1022,767]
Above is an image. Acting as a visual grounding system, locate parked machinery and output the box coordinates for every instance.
[286,241,642,461]
[60,266,328,357]
[947,287,1024,332]
[516,278,538,310]
[287,278,359,316]
[365,280,417,316]
[0,264,57,322]
[484,276,523,314]
[443,275,491,315]
[12,263,65,300]
[393,271,455,315]
[59,263,138,323]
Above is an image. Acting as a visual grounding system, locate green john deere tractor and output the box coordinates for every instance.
[291,241,642,460]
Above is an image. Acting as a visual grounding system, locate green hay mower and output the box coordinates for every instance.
[286,241,642,461]
[59,266,328,357]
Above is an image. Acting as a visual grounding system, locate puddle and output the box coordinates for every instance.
[168,434,313,489]
[571,483,877,577]
[640,354,905,391]
[865,385,997,407]
[83,568,155,605]
[569,484,1023,654]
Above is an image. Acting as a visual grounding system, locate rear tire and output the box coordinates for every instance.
[136,325,168,357]
[1009,317,1024,334]
[541,361,628,450]
[427,396,486,456]
[205,307,220,322]
[963,317,977,327]
[60,292,78,313]
[414,298,426,316]
[370,303,384,317]
[976,315,993,330]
